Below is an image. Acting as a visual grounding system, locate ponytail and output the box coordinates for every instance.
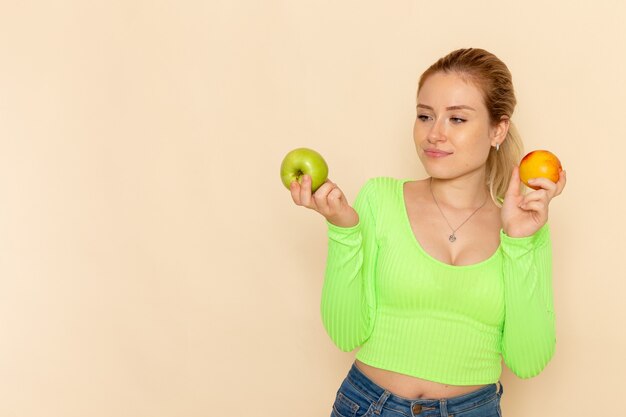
[487,121,523,206]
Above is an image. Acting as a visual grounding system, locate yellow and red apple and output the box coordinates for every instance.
[519,150,562,190]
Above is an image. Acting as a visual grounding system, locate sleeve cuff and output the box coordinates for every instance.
[326,219,361,242]
[500,223,550,258]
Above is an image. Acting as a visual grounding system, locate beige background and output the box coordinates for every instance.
[1,1,625,416]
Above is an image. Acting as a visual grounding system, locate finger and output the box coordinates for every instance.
[313,182,334,213]
[299,174,314,207]
[312,178,335,197]
[519,200,547,213]
[554,170,566,196]
[505,166,521,198]
[327,186,345,212]
[289,180,302,205]
[519,188,548,206]
[526,176,558,196]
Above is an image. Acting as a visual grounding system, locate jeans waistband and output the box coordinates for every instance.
[346,362,503,415]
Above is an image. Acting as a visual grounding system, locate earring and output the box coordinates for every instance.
[496,143,500,151]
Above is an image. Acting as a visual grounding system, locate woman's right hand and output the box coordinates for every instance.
[289,174,359,228]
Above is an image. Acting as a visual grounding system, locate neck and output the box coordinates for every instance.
[429,170,490,210]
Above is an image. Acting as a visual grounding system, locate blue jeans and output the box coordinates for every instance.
[330,362,504,417]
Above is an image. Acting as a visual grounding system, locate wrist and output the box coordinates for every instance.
[326,208,359,228]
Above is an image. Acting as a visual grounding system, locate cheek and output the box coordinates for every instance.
[472,139,493,164]
[459,131,492,163]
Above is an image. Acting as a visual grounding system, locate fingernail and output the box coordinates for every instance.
[528,178,536,183]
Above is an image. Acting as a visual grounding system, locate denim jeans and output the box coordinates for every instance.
[330,362,504,417]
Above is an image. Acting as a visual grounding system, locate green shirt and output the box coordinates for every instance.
[321,177,555,385]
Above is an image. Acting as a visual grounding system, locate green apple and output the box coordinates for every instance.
[280,147,329,193]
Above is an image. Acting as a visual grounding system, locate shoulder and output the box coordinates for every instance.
[355,176,404,200]
[356,177,404,206]
[353,177,414,212]
[362,176,406,191]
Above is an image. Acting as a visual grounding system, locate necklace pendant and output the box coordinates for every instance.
[449,234,457,243]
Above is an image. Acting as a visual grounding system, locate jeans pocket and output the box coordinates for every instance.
[332,392,360,417]
[454,396,501,417]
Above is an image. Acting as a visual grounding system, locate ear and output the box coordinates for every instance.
[490,116,510,147]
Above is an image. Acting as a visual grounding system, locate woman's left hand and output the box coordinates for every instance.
[501,166,566,238]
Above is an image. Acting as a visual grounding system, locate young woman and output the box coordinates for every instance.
[289,48,566,417]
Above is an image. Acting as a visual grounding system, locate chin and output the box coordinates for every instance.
[425,172,457,180]
[423,165,485,181]
[421,164,455,180]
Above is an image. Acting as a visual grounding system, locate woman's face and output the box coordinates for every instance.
[413,71,502,181]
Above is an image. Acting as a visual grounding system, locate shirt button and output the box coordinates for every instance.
[412,403,422,414]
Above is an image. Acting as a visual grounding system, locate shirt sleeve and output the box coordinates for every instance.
[499,223,556,378]
[320,178,378,352]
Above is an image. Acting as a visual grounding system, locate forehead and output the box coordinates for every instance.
[417,72,485,110]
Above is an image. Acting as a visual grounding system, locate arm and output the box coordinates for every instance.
[320,179,378,352]
[500,223,556,378]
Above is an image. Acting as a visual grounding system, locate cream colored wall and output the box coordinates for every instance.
[1,1,624,416]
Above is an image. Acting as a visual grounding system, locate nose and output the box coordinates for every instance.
[426,118,446,144]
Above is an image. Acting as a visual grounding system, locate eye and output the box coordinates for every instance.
[417,114,431,122]
[450,117,466,124]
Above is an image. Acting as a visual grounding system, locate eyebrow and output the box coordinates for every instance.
[416,104,476,111]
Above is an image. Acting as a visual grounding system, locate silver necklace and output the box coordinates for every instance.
[429,177,488,243]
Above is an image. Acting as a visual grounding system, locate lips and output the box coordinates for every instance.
[423,148,452,158]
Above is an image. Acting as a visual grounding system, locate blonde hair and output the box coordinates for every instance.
[418,48,523,206]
